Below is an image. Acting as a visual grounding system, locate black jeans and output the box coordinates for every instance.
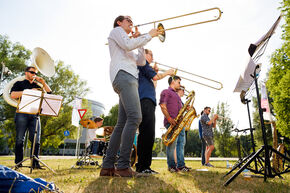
[136,99,156,171]
[14,113,40,164]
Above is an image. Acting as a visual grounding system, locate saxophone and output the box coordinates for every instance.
[162,90,198,146]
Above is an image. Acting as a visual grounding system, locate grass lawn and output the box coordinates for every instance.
[0,157,289,193]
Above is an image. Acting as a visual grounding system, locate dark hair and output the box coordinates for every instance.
[94,117,103,123]
[25,66,36,72]
[145,49,151,54]
[113,15,125,28]
[204,106,211,110]
[200,111,204,115]
[168,75,181,85]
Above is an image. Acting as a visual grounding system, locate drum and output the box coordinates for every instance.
[89,140,108,156]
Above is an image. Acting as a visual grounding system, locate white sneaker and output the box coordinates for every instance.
[205,163,214,167]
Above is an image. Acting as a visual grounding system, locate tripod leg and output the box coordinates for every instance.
[12,157,31,170]
[223,152,254,178]
[224,146,264,186]
[33,156,56,174]
[30,116,40,174]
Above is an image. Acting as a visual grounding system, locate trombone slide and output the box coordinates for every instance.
[154,62,223,90]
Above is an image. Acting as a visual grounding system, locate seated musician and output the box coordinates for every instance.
[85,117,104,155]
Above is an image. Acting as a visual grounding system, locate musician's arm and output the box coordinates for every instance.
[212,119,217,128]
[11,91,23,99]
[10,81,22,99]
[34,77,52,93]
[153,69,175,81]
[160,103,176,126]
[110,27,152,51]
[136,47,146,66]
[42,82,52,93]
[207,115,218,126]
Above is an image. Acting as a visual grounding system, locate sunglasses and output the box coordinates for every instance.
[27,71,37,75]
[124,17,133,24]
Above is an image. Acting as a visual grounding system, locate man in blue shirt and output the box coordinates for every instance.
[136,49,174,174]
[198,111,206,166]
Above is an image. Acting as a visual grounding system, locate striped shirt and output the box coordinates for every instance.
[108,26,152,83]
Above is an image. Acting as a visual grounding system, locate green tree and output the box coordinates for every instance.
[213,102,235,157]
[152,138,166,157]
[103,104,118,126]
[184,129,202,157]
[266,0,290,138]
[0,35,31,152]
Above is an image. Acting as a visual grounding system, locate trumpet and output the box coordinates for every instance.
[154,61,223,90]
[211,115,231,121]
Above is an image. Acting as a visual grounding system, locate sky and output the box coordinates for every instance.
[0,0,284,138]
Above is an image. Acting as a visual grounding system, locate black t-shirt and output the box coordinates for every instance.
[11,79,41,93]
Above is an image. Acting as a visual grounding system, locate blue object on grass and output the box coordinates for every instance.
[0,165,56,193]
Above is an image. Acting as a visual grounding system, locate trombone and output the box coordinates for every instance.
[136,7,222,42]
[106,7,222,44]
[154,61,223,90]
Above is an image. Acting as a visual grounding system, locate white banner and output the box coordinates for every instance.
[71,97,82,126]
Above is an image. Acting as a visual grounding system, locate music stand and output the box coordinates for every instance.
[12,89,63,174]
[224,14,290,186]
[224,64,290,186]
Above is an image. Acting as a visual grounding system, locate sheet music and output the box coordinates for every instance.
[233,58,261,93]
[41,93,63,116]
[17,89,63,116]
[18,89,42,114]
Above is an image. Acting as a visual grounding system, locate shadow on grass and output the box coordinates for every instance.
[83,175,180,193]
[175,168,290,193]
[27,166,101,179]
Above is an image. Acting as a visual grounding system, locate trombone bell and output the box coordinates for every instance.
[157,23,165,42]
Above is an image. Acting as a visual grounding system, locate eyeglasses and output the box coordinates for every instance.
[27,71,37,75]
[124,17,133,24]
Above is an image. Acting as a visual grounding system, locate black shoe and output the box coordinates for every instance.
[177,166,190,172]
[138,169,153,174]
[33,162,45,170]
[168,167,179,173]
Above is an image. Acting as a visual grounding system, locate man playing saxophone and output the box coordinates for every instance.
[159,76,183,172]
[10,66,52,169]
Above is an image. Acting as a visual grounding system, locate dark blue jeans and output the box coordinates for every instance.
[165,124,177,168]
[201,138,206,165]
[15,113,41,164]
[176,128,185,168]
